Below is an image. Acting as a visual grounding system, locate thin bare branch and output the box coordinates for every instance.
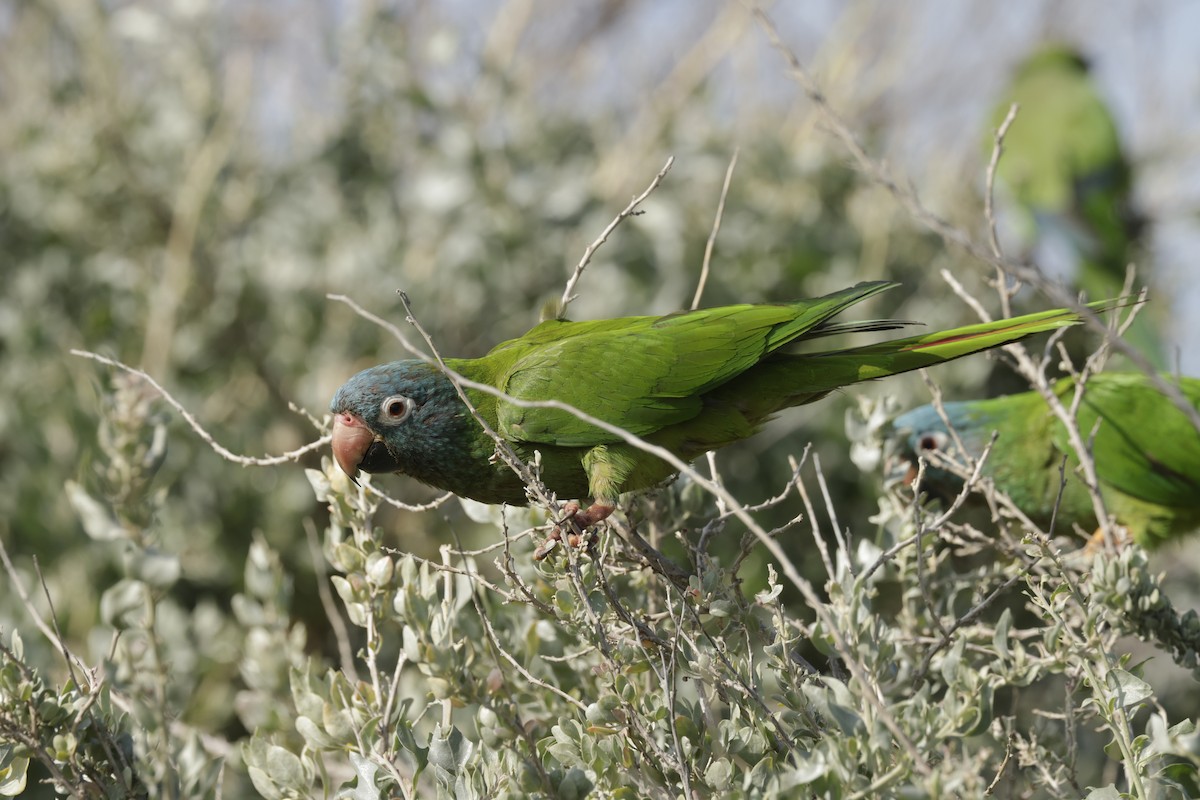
[364,483,455,513]
[0,535,90,678]
[70,350,329,466]
[984,102,1022,317]
[305,519,359,684]
[691,148,739,310]
[558,156,675,318]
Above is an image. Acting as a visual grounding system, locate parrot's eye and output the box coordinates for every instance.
[379,395,413,424]
[917,431,950,453]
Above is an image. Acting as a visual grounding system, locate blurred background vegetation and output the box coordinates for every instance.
[2,0,1199,797]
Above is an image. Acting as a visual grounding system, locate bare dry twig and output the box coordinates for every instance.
[558,156,675,319]
[691,148,740,310]
[984,102,1022,317]
[69,350,330,466]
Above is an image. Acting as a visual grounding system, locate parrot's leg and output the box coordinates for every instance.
[533,445,630,559]
[532,500,615,560]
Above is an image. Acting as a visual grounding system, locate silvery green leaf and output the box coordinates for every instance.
[428,725,473,775]
[132,548,181,588]
[66,481,124,541]
[1106,668,1152,711]
[100,579,149,628]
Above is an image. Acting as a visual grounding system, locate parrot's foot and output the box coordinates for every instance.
[532,500,615,560]
[566,499,617,529]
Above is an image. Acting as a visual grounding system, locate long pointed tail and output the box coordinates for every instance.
[728,296,1139,408]
[822,296,1136,382]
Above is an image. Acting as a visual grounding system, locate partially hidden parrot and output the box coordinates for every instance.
[885,372,1200,547]
[330,281,1121,553]
[989,45,1161,364]
[991,45,1142,299]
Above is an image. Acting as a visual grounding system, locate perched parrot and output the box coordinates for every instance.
[885,372,1200,547]
[990,45,1142,299]
[330,281,1119,552]
[989,46,1160,365]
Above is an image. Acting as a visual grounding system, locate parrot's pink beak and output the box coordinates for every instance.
[331,412,376,484]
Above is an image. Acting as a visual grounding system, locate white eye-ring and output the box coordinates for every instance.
[379,395,414,425]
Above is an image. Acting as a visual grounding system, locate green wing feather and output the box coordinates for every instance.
[492,281,1126,450]
[1056,374,1200,508]
[494,281,897,446]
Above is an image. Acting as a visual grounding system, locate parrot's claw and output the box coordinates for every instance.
[532,500,614,560]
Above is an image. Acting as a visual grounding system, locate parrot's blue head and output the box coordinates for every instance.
[884,402,992,500]
[329,360,463,483]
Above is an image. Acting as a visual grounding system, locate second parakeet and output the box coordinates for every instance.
[886,372,1200,547]
[990,45,1143,302]
[330,281,1123,548]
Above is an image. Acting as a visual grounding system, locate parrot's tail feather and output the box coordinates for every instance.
[806,318,922,339]
[826,295,1140,361]
[730,295,1143,408]
[763,281,900,350]
[896,312,1080,352]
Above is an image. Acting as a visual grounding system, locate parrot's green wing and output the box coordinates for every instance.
[495,281,897,446]
[1057,374,1200,508]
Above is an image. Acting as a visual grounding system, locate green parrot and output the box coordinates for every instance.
[330,281,1118,550]
[990,45,1144,304]
[885,372,1200,547]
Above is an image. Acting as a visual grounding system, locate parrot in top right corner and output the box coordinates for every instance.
[986,45,1167,376]
[990,45,1144,301]
[885,372,1200,548]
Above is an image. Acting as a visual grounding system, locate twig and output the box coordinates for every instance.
[662,587,694,797]
[813,453,851,576]
[985,734,1016,795]
[304,519,359,683]
[0,536,89,677]
[715,452,806,522]
[70,350,330,466]
[34,557,86,692]
[497,513,555,615]
[691,149,739,310]
[912,566,1031,683]
[795,461,835,581]
[363,484,455,513]
[558,156,675,319]
[984,103,1022,317]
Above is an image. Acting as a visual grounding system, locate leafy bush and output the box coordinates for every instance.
[2,2,1198,798]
